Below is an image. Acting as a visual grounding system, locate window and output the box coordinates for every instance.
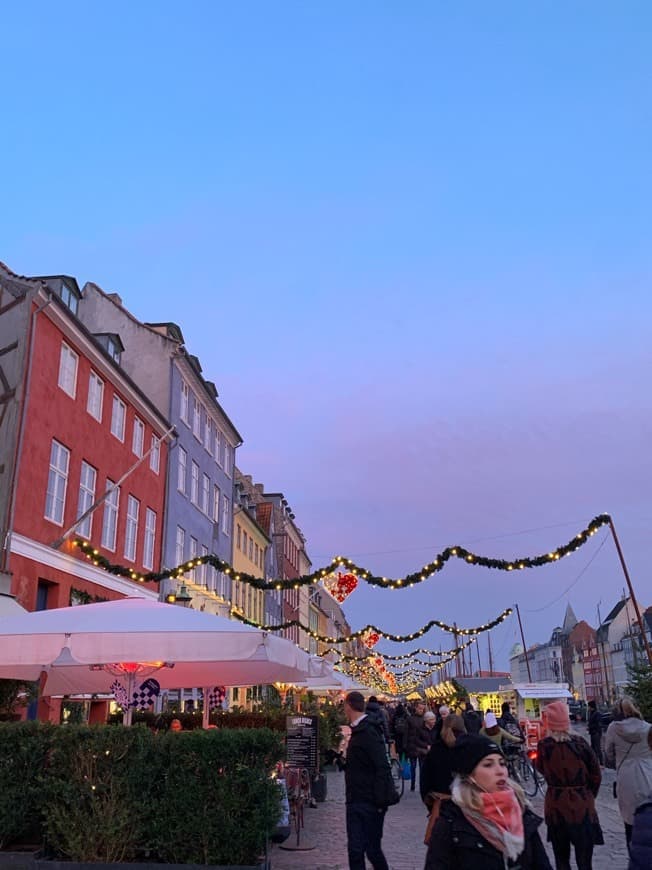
[191,461,200,505]
[60,282,79,314]
[57,343,78,398]
[242,531,248,554]
[175,526,185,564]
[216,429,225,467]
[201,473,210,514]
[200,544,209,585]
[75,461,97,539]
[87,371,104,421]
[124,495,140,561]
[44,439,70,525]
[254,543,259,566]
[150,435,160,474]
[204,418,213,454]
[180,381,190,424]
[106,336,121,363]
[177,446,187,494]
[189,536,198,560]
[222,495,230,535]
[132,418,145,457]
[224,442,233,477]
[101,481,120,551]
[143,508,156,570]
[192,397,202,440]
[110,395,126,441]
[213,484,220,524]
[237,523,241,550]
[249,538,254,561]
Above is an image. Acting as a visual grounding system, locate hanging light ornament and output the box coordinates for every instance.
[362,629,381,649]
[322,571,358,603]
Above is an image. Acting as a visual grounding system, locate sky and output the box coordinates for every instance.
[2,3,651,671]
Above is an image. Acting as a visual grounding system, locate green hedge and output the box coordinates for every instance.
[0,723,283,865]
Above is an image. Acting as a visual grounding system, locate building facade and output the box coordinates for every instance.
[0,264,169,613]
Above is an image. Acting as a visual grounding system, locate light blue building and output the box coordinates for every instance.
[78,285,242,613]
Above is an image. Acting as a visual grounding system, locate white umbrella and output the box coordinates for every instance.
[0,597,322,722]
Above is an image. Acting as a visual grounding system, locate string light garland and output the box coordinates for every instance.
[320,637,477,662]
[229,606,513,642]
[72,513,610,591]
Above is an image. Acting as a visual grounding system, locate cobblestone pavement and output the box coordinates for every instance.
[270,765,630,870]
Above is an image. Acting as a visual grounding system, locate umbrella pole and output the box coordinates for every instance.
[123,673,135,727]
[202,687,210,729]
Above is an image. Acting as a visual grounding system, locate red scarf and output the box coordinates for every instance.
[462,789,525,862]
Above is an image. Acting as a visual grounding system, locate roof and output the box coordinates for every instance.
[511,683,572,699]
[256,503,272,536]
[562,603,578,632]
[456,677,510,694]
[596,598,629,642]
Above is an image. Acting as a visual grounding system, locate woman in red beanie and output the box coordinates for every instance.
[535,701,603,870]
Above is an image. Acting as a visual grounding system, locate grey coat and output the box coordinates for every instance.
[605,717,652,825]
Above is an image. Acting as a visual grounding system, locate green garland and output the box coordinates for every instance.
[72,513,611,591]
[229,606,512,642]
[320,637,477,661]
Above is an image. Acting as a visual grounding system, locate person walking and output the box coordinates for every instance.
[604,697,652,852]
[407,700,428,792]
[628,795,652,870]
[462,701,482,735]
[420,714,467,843]
[424,734,551,869]
[390,702,409,759]
[535,700,603,870]
[343,691,392,870]
[587,700,603,765]
[499,701,525,739]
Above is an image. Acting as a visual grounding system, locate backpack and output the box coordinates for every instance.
[394,714,408,736]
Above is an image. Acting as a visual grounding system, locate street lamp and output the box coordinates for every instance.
[166,582,193,608]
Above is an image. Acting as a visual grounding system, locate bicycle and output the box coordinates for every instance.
[505,745,545,798]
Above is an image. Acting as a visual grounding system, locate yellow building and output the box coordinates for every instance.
[232,506,269,626]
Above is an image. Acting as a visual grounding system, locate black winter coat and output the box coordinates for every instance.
[420,741,456,801]
[406,712,430,758]
[630,800,652,870]
[425,800,552,870]
[588,709,602,737]
[345,716,392,806]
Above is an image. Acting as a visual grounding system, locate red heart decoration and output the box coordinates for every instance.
[323,572,358,603]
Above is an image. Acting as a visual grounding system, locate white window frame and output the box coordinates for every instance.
[177,446,187,494]
[44,439,70,525]
[124,494,140,562]
[189,535,198,560]
[224,441,233,477]
[132,418,145,458]
[57,342,78,399]
[204,417,213,454]
[143,508,156,570]
[75,460,97,539]
[192,396,202,440]
[190,460,200,506]
[201,472,210,515]
[175,526,185,565]
[87,371,104,422]
[101,481,120,552]
[180,381,190,424]
[216,428,225,468]
[149,435,160,474]
[213,484,221,524]
[200,544,209,586]
[221,494,230,535]
[110,395,126,441]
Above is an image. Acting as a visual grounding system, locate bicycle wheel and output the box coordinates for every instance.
[390,758,405,799]
[520,757,540,798]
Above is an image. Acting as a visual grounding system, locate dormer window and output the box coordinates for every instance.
[94,333,125,365]
[60,281,79,315]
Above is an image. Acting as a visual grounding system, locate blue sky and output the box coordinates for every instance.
[3,3,651,669]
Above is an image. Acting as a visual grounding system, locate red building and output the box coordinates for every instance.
[0,264,172,613]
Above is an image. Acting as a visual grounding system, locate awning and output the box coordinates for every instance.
[514,686,573,700]
[0,594,27,619]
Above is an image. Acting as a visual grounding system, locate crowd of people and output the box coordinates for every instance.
[341,692,652,870]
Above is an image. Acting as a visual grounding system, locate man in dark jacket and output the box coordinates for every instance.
[462,701,482,735]
[587,699,603,764]
[629,798,652,870]
[406,700,428,791]
[344,691,391,870]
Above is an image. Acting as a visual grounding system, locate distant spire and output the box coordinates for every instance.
[562,602,578,631]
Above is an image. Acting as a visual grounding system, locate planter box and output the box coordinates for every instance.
[0,858,269,870]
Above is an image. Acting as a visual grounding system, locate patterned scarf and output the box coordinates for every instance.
[453,782,525,864]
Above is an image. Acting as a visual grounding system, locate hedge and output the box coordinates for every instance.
[0,723,283,866]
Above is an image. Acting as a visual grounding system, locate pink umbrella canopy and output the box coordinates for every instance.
[0,597,322,695]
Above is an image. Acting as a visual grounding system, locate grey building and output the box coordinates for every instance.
[78,283,242,613]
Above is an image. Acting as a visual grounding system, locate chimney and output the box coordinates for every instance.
[107,292,123,306]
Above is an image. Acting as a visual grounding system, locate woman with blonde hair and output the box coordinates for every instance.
[535,701,603,870]
[425,734,551,869]
[604,696,652,852]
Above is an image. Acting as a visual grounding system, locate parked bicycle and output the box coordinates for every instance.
[505,745,545,798]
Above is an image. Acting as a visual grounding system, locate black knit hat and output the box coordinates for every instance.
[452,735,502,775]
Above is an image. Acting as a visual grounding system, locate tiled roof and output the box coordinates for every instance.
[256,503,272,535]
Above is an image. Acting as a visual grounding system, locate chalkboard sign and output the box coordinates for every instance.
[286,714,319,772]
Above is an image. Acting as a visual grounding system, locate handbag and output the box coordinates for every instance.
[375,764,401,808]
[402,760,411,780]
